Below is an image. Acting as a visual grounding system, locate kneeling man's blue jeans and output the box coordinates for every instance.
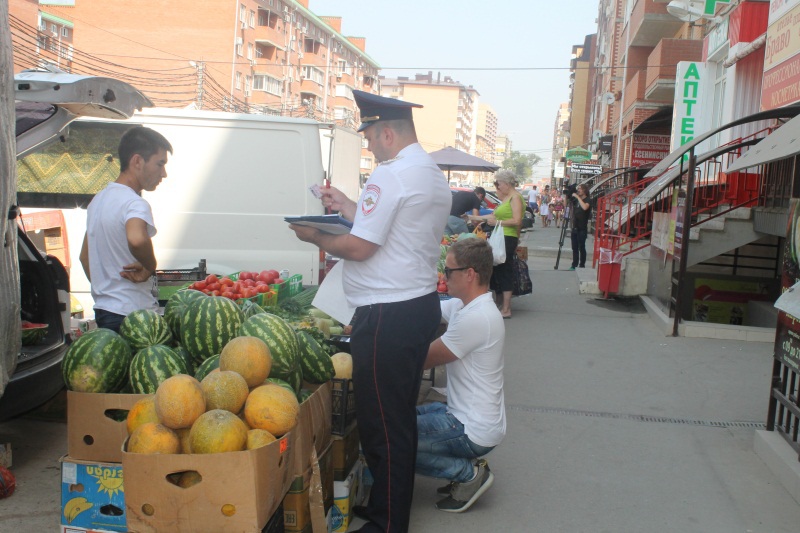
[416,402,494,483]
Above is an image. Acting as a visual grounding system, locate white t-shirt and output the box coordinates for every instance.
[344,143,451,307]
[440,292,506,447]
[529,190,540,205]
[86,182,158,315]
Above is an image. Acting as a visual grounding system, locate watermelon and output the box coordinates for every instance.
[296,331,335,383]
[181,296,245,363]
[265,377,295,395]
[286,365,303,395]
[239,299,266,318]
[120,309,173,351]
[164,289,207,340]
[129,344,189,394]
[298,389,313,403]
[62,328,132,393]
[173,345,196,375]
[194,355,220,382]
[239,313,300,381]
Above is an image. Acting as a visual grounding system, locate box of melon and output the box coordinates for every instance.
[67,391,146,464]
[121,383,331,533]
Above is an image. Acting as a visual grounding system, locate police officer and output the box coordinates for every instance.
[290,90,452,532]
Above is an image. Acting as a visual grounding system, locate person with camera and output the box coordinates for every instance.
[569,183,592,270]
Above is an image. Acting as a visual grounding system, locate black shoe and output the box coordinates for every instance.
[351,505,370,521]
[435,459,494,513]
[436,481,455,495]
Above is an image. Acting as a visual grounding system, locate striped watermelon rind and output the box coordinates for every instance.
[239,299,266,318]
[194,354,220,382]
[238,313,300,379]
[119,309,173,351]
[129,344,189,394]
[296,331,335,383]
[62,328,132,393]
[173,345,196,375]
[181,296,245,364]
[164,289,207,340]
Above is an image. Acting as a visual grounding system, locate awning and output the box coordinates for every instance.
[632,106,673,135]
[725,114,800,172]
[633,138,762,204]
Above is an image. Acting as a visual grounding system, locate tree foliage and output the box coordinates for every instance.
[502,151,541,181]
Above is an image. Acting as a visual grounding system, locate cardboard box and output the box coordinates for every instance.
[332,423,359,481]
[516,245,528,261]
[122,384,332,532]
[330,460,362,533]
[61,527,119,533]
[283,442,334,533]
[68,391,146,463]
[123,433,293,532]
[60,456,126,532]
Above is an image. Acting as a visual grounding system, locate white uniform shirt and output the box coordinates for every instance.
[86,183,158,315]
[343,143,451,307]
[440,292,506,447]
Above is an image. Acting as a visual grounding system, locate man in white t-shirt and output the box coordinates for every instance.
[416,238,506,513]
[79,126,172,332]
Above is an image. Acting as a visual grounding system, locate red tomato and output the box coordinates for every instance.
[210,290,220,296]
[207,282,221,291]
[266,269,280,280]
[243,279,255,288]
[220,277,234,287]
[194,280,207,290]
[256,285,270,293]
[239,272,251,281]
[206,274,219,284]
[258,271,271,283]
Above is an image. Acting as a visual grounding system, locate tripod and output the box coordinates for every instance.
[554,203,573,270]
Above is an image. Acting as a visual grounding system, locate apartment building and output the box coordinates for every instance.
[380,72,479,156]
[9,0,380,127]
[476,103,499,165]
[551,102,570,182]
[568,35,597,151]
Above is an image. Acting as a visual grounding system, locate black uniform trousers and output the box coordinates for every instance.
[350,291,441,533]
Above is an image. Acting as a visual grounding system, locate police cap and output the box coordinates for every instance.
[353,89,423,132]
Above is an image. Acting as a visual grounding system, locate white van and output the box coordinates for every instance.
[23,108,337,313]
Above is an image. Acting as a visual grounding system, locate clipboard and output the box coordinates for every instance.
[285,215,353,235]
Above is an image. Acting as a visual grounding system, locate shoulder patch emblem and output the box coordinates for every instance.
[362,184,381,215]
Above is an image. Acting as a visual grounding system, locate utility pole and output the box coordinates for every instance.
[190,61,205,110]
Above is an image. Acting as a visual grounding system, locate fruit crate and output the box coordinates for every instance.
[331,378,356,436]
[274,274,303,303]
[156,260,207,303]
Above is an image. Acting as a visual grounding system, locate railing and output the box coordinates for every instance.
[592,128,776,267]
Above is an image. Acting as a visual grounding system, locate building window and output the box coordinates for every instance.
[301,66,324,85]
[237,41,243,56]
[247,43,254,60]
[240,4,246,23]
[335,84,353,100]
[51,23,57,34]
[336,60,348,77]
[235,71,242,90]
[249,10,255,27]
[360,156,373,170]
[244,75,252,96]
[61,27,69,38]
[254,74,283,96]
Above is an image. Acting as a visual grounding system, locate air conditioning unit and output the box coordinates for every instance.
[250,59,257,66]
[236,37,243,45]
[298,51,304,59]
[336,74,342,80]
[301,26,307,34]
[317,36,324,44]
[244,89,251,97]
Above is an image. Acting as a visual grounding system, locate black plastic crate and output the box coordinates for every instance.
[156,259,207,284]
[331,378,356,436]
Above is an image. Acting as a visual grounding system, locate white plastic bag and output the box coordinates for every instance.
[489,221,506,265]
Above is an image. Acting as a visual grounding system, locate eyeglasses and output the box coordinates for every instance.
[493,181,500,187]
[444,266,470,279]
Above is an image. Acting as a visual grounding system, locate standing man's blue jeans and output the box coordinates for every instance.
[416,402,495,483]
[571,228,588,268]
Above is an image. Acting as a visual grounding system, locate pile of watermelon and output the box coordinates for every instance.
[61,289,337,400]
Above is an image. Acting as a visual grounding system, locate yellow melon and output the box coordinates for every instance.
[219,336,272,387]
[128,422,180,454]
[330,352,353,379]
[244,384,300,437]
[155,374,206,429]
[178,471,202,488]
[189,409,248,454]
[126,395,158,435]
[246,429,277,450]
[201,370,249,414]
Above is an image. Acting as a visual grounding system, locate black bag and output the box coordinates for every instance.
[512,254,532,296]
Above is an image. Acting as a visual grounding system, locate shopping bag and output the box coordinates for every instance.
[512,254,532,296]
[488,222,506,265]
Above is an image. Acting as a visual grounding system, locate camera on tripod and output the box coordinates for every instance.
[562,183,578,200]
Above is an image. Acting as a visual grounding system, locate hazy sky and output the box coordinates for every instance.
[309,0,601,178]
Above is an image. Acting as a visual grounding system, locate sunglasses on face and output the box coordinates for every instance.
[444,266,470,278]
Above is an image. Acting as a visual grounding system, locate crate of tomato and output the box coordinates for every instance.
[186,270,279,307]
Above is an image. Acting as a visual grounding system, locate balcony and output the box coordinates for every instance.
[645,38,703,101]
[629,0,685,47]
[622,70,648,113]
